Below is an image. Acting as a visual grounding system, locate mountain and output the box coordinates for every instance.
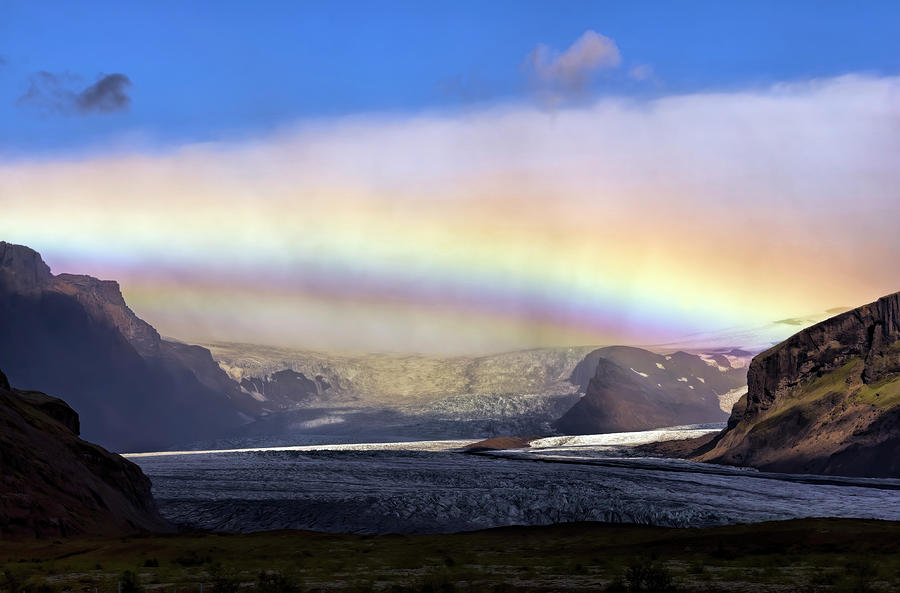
[0,241,256,451]
[0,368,169,538]
[207,342,746,445]
[555,346,748,434]
[208,341,596,410]
[694,291,900,477]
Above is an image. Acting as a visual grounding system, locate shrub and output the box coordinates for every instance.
[173,551,212,567]
[624,560,678,593]
[604,560,679,593]
[119,571,143,593]
[3,570,20,593]
[255,572,299,593]
[209,564,240,593]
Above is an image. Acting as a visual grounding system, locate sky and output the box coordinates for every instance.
[2,2,900,354]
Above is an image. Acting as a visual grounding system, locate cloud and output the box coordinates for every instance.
[524,30,621,95]
[774,317,808,326]
[437,72,494,103]
[17,71,79,113]
[17,71,132,115]
[76,74,132,112]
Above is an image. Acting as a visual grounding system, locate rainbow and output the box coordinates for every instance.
[2,78,897,353]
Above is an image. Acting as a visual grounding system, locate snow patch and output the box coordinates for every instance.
[677,377,689,382]
[724,354,750,369]
[240,386,267,402]
[528,427,720,449]
[218,361,245,381]
[296,416,346,429]
[699,354,731,373]
[630,368,649,378]
[125,438,477,457]
[718,387,748,413]
[656,362,665,370]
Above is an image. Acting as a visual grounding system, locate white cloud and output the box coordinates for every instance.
[629,64,654,81]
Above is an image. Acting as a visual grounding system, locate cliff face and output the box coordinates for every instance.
[53,273,163,357]
[0,241,257,451]
[695,292,900,477]
[0,369,170,538]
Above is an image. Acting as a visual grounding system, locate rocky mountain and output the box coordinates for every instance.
[0,241,256,451]
[694,291,900,477]
[555,346,747,434]
[0,368,169,538]
[209,342,596,410]
[203,342,746,445]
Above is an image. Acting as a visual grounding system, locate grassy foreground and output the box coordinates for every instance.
[2,519,900,592]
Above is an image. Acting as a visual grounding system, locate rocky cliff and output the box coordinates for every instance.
[695,291,900,477]
[0,369,170,538]
[0,241,256,451]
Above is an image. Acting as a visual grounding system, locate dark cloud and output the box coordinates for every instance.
[17,71,78,113]
[17,71,132,115]
[76,73,132,112]
[774,318,807,326]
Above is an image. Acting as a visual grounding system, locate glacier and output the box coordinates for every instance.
[130,426,900,534]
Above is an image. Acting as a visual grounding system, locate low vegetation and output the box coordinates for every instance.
[2,519,900,592]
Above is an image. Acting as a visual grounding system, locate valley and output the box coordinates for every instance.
[0,241,752,451]
[4,9,900,591]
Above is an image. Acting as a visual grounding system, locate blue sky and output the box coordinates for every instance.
[3,1,899,155]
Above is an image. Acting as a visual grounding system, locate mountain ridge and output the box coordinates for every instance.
[0,241,255,451]
[555,345,746,434]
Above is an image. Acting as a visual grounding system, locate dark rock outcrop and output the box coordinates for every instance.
[50,272,255,417]
[0,241,258,451]
[0,369,170,538]
[695,291,900,477]
[239,369,324,406]
[555,346,741,434]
